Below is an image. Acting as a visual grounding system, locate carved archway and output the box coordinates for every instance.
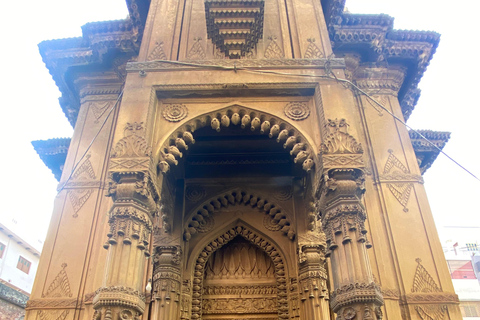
[191,225,289,320]
[184,189,295,241]
[156,105,317,174]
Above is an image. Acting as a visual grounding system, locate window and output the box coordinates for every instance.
[0,242,5,258]
[17,256,31,274]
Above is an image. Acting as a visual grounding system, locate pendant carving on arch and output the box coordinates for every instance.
[157,105,316,174]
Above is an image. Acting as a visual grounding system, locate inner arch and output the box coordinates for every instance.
[202,236,278,320]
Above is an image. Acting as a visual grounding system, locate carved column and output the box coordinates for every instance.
[150,245,182,319]
[93,122,159,320]
[317,119,383,320]
[297,227,330,320]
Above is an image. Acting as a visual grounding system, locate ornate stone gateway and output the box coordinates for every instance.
[29,0,462,319]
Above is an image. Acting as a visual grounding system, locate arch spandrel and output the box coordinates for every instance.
[184,221,293,320]
[152,101,321,174]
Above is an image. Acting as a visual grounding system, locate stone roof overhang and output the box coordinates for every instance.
[322,0,440,120]
[31,138,71,181]
[408,130,450,175]
[38,10,145,126]
[40,0,438,126]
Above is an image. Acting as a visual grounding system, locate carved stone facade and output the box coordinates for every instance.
[30,1,461,320]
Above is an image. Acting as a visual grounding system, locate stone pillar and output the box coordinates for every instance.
[351,64,462,319]
[297,228,330,320]
[92,122,159,320]
[150,245,182,319]
[317,119,384,320]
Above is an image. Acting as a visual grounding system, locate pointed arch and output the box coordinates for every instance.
[184,188,295,241]
[190,223,290,320]
[156,103,317,174]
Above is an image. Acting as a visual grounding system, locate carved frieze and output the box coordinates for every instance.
[92,286,146,314]
[330,282,383,312]
[26,299,77,309]
[202,297,277,314]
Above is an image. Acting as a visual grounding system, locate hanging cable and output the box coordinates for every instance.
[146,59,480,182]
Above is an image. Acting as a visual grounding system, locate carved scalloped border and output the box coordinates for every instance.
[157,105,316,174]
[191,225,289,320]
[184,189,295,241]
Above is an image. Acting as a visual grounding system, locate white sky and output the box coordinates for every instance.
[0,0,479,252]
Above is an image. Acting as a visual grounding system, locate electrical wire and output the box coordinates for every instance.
[148,58,480,182]
[59,58,478,188]
[57,88,124,194]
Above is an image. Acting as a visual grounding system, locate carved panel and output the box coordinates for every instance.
[264,36,284,59]
[411,258,440,293]
[304,38,323,58]
[111,122,151,158]
[148,41,167,61]
[187,37,206,60]
[42,263,72,298]
[37,310,69,320]
[379,150,423,212]
[88,101,113,122]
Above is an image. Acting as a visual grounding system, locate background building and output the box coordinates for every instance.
[0,223,41,320]
[440,227,480,319]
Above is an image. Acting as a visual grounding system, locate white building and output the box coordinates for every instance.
[0,222,41,320]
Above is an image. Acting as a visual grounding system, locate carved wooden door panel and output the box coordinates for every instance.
[202,236,279,320]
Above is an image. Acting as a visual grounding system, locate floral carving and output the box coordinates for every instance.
[69,189,94,218]
[37,310,69,320]
[321,119,363,154]
[111,122,151,158]
[264,36,284,59]
[273,186,292,201]
[147,41,167,61]
[185,185,206,203]
[415,305,447,320]
[187,37,206,60]
[343,307,356,320]
[42,263,72,298]
[412,258,441,293]
[284,102,310,121]
[304,38,324,58]
[162,104,188,122]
